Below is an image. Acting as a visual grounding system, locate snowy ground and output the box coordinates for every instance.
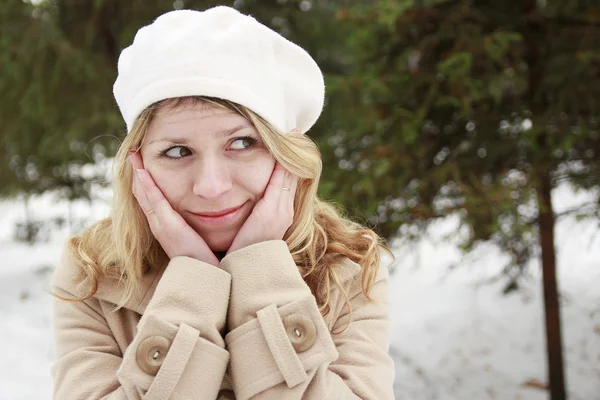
[389,185,600,399]
[0,184,598,400]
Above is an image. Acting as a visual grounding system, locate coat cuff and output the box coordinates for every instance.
[146,256,231,346]
[224,296,338,400]
[118,314,229,399]
[220,240,312,330]
[117,257,232,399]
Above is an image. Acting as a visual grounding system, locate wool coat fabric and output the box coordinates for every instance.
[50,240,395,399]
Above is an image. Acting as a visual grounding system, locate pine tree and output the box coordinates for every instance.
[0,0,345,202]
[323,1,600,398]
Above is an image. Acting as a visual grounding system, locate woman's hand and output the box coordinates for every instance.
[226,161,298,255]
[129,151,220,266]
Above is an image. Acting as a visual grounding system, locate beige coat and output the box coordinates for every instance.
[50,240,395,399]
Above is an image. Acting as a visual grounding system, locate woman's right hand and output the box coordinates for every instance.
[129,150,220,266]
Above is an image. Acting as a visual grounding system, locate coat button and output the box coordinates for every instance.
[136,336,170,375]
[217,389,236,399]
[283,314,316,353]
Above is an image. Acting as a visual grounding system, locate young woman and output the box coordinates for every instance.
[51,6,395,400]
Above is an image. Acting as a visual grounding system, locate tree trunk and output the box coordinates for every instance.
[537,171,566,400]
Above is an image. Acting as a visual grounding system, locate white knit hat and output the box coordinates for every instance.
[113,6,325,134]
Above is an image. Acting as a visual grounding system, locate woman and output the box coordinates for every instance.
[51,6,395,400]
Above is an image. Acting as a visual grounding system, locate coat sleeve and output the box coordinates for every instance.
[51,252,231,400]
[220,240,395,400]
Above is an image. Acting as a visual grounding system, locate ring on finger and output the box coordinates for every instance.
[145,208,155,215]
[281,187,290,191]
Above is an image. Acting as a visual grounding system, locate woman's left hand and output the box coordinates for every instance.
[226,161,298,255]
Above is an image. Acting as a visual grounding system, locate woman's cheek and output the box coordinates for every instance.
[150,167,189,207]
[237,156,275,194]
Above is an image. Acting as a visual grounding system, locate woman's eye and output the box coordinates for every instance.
[164,146,191,158]
[230,137,257,150]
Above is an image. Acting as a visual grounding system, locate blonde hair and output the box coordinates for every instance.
[63,96,393,331]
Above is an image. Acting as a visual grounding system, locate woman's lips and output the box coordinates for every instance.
[189,202,246,226]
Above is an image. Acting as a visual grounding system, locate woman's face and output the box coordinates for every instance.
[139,102,276,252]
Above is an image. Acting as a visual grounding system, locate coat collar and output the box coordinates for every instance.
[75,263,166,314]
[74,256,361,315]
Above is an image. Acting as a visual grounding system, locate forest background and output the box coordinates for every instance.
[1,1,599,399]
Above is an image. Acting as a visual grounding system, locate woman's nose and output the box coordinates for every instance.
[192,159,233,200]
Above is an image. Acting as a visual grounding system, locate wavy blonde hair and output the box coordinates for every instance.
[64,96,393,331]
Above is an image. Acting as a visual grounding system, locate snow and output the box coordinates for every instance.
[389,184,600,399]
[0,184,598,400]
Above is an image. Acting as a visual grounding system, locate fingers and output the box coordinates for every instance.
[136,169,170,214]
[262,162,285,204]
[266,162,298,197]
[281,168,298,218]
[127,151,217,264]
[270,162,298,227]
[129,151,170,222]
[129,152,152,213]
[283,167,298,194]
[267,162,286,190]
[129,149,144,169]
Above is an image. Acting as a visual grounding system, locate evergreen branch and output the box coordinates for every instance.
[554,202,599,220]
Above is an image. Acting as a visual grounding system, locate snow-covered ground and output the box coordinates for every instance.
[390,184,600,399]
[0,184,598,400]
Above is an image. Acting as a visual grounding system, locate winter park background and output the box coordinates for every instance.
[2,1,600,399]
[0,179,598,400]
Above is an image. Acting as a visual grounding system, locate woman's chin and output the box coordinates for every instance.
[204,233,236,253]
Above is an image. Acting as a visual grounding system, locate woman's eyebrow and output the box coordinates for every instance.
[216,123,253,138]
[147,137,190,145]
[147,124,252,145]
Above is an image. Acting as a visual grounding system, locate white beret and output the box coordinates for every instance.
[113,6,325,134]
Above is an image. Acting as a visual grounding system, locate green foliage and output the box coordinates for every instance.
[1,0,599,278]
[323,0,600,271]
[437,52,473,81]
[483,32,522,62]
[0,0,345,202]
